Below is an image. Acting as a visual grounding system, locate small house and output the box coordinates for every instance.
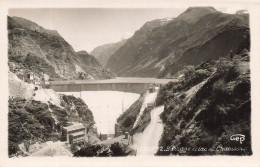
[148,83,155,93]
[23,72,35,84]
[68,131,85,145]
[99,134,108,141]
[62,123,86,143]
[114,123,122,137]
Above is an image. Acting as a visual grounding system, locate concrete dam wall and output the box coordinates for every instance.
[47,77,177,93]
[48,82,150,94]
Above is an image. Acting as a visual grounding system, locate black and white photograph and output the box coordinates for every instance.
[0,0,260,166]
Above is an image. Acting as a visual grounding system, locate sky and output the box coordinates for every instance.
[8,7,243,53]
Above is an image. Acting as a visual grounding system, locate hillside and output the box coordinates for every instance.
[156,50,251,155]
[117,94,145,133]
[91,39,126,67]
[9,95,97,157]
[106,7,250,78]
[8,16,114,80]
[76,50,115,79]
[8,71,97,157]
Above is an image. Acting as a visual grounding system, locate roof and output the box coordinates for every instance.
[63,123,85,131]
[69,131,85,137]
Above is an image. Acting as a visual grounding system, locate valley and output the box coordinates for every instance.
[7,7,251,157]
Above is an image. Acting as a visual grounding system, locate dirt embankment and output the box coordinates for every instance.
[8,72,34,100]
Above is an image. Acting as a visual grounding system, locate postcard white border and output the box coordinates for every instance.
[1,0,260,166]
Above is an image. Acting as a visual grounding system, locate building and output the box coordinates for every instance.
[24,72,35,84]
[148,84,155,93]
[62,123,86,144]
[99,134,108,141]
[148,83,160,93]
[68,131,85,145]
[40,73,50,88]
[114,123,122,137]
[42,73,50,81]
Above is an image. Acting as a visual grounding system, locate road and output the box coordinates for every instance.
[133,91,158,128]
[134,106,164,156]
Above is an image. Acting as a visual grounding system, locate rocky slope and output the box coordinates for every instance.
[156,50,251,155]
[76,50,115,79]
[8,95,96,157]
[11,16,61,38]
[117,94,145,133]
[8,16,114,80]
[8,72,97,157]
[91,39,127,67]
[106,7,250,78]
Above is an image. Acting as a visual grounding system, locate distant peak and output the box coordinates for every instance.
[77,50,88,55]
[177,6,218,23]
[236,10,249,14]
[142,17,173,29]
[185,7,217,13]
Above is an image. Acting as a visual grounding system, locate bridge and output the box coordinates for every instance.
[47,77,177,94]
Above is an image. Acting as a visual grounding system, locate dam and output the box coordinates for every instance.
[48,77,177,94]
[50,77,177,135]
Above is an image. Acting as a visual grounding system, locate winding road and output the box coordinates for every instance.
[135,106,164,156]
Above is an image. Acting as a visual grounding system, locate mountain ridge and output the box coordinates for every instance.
[8,16,115,80]
[106,7,249,78]
[91,39,127,67]
[12,16,62,38]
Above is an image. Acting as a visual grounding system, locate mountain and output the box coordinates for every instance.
[11,16,61,38]
[156,50,251,155]
[106,7,250,78]
[76,50,115,79]
[92,17,174,67]
[8,16,115,80]
[91,39,127,67]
